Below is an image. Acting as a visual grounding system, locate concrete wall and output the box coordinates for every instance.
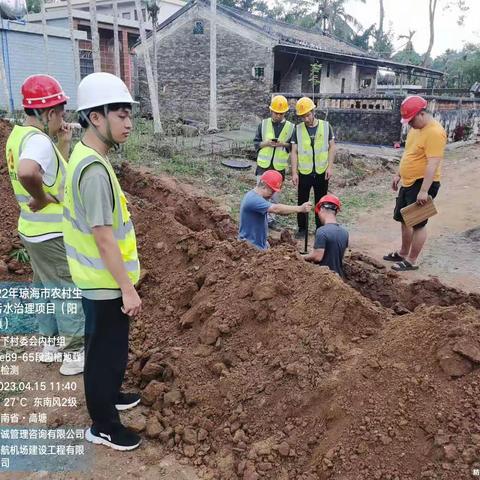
[274,53,378,95]
[136,4,273,127]
[282,94,480,145]
[0,29,80,110]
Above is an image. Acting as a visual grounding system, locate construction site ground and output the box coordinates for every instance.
[1,118,480,480]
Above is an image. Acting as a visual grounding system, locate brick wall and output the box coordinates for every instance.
[324,110,402,145]
[136,5,273,128]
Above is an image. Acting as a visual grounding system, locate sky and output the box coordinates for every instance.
[345,0,480,57]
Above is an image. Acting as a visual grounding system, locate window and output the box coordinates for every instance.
[193,21,204,34]
[326,63,330,78]
[79,50,94,78]
[122,11,131,19]
[252,66,265,79]
[341,78,346,94]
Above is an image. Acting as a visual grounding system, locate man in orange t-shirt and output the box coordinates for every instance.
[384,95,447,271]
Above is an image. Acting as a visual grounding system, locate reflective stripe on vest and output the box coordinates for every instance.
[297,121,330,175]
[6,125,67,238]
[63,142,140,290]
[256,119,294,171]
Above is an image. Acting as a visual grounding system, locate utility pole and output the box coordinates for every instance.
[112,0,121,77]
[209,0,218,131]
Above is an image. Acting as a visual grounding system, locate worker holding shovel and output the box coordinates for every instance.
[290,97,336,239]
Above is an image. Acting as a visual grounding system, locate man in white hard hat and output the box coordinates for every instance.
[63,72,142,451]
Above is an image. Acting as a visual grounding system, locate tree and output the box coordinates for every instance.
[432,44,480,88]
[26,0,41,13]
[89,0,101,72]
[422,0,469,67]
[280,0,365,44]
[66,0,80,83]
[134,0,163,134]
[392,30,423,66]
[144,0,160,98]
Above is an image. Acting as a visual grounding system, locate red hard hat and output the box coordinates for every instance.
[260,170,283,192]
[315,194,341,215]
[21,74,69,109]
[400,95,427,124]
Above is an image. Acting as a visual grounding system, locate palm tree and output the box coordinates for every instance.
[89,0,101,71]
[313,0,365,37]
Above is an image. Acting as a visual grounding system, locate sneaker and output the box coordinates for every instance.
[115,392,141,411]
[85,425,141,451]
[39,344,60,363]
[295,229,306,239]
[59,349,84,376]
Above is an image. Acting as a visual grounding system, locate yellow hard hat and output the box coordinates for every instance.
[269,95,289,114]
[296,97,316,116]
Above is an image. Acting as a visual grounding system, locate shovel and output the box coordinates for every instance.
[301,213,309,254]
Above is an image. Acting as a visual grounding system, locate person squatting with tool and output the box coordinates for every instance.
[290,97,336,239]
[383,95,446,272]
[253,95,295,230]
[63,72,142,451]
[238,170,312,250]
[5,74,85,376]
[303,194,349,278]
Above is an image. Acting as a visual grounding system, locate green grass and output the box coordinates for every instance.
[117,119,390,229]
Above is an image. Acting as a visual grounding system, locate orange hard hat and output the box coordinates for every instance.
[315,194,341,215]
[21,74,69,109]
[270,95,289,114]
[296,97,315,116]
[260,170,283,192]
[400,95,427,124]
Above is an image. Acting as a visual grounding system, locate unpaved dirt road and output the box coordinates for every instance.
[348,142,480,293]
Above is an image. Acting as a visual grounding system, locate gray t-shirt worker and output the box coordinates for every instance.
[304,194,349,277]
[79,162,120,299]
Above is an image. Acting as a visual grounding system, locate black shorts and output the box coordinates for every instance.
[393,179,440,229]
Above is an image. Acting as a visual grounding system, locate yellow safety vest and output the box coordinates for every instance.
[256,119,294,171]
[297,121,330,175]
[6,125,66,239]
[63,142,140,290]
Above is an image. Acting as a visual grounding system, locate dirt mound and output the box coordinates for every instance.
[117,167,480,480]
[345,252,480,313]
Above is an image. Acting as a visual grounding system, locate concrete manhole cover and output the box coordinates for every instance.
[221,158,252,170]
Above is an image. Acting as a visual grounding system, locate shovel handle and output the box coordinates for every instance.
[303,213,309,254]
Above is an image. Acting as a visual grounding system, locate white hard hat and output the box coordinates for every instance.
[76,72,138,112]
